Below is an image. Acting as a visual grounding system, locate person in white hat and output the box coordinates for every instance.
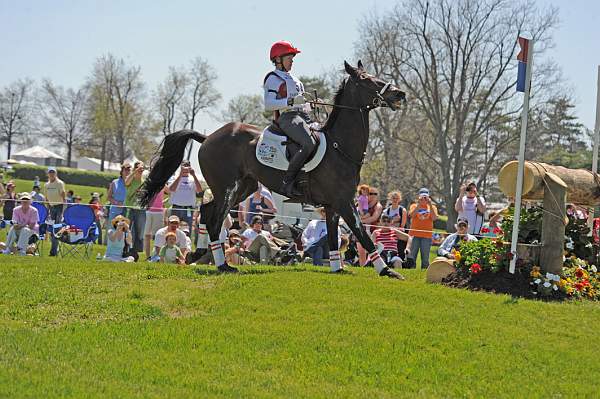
[2,193,39,255]
[151,215,191,261]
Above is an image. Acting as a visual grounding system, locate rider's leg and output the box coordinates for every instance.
[277,111,316,196]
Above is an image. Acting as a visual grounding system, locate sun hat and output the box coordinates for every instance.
[457,217,469,226]
[111,214,130,227]
[168,215,180,223]
[18,192,31,200]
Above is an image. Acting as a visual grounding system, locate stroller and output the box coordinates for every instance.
[268,219,304,265]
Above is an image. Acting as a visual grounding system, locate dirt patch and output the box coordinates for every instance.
[442,268,566,300]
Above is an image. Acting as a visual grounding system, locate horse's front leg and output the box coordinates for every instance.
[324,206,342,272]
[336,202,404,280]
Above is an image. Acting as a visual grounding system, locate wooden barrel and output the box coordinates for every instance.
[426,257,456,284]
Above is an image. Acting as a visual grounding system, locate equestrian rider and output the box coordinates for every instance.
[263,40,317,197]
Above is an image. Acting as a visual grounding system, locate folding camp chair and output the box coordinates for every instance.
[30,201,49,256]
[57,204,98,258]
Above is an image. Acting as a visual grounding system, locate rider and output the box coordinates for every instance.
[263,40,317,197]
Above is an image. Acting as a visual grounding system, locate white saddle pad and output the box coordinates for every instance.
[255,127,326,172]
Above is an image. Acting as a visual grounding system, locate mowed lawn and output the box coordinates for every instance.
[1,257,599,398]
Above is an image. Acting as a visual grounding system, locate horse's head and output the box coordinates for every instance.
[344,60,406,110]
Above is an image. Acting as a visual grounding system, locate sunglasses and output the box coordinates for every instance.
[369,193,378,196]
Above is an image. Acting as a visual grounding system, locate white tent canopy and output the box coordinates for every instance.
[13,146,65,160]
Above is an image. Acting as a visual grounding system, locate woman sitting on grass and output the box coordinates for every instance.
[103,215,135,262]
[159,232,185,264]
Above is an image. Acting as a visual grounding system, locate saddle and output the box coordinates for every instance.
[255,123,327,172]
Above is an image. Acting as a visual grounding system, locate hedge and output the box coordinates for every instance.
[8,164,119,188]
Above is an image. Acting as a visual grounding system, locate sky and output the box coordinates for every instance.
[1,0,600,162]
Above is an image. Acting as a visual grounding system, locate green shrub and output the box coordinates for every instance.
[8,164,118,188]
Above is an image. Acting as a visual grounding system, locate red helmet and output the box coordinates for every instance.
[269,41,301,60]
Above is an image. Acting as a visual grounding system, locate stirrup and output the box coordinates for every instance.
[282,180,302,197]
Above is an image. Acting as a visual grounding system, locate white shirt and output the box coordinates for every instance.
[457,196,486,235]
[154,227,191,251]
[301,219,341,249]
[168,175,197,206]
[242,229,272,247]
[263,69,310,113]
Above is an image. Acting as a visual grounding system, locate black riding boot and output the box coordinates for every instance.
[282,149,309,197]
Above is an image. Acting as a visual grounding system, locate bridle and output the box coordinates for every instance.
[308,75,401,167]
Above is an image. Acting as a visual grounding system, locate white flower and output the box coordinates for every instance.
[546,272,554,280]
[553,285,558,291]
[552,274,560,282]
[592,265,598,273]
[566,242,574,250]
[543,281,551,288]
[532,291,538,295]
[534,279,541,284]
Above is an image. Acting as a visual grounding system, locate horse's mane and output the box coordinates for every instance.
[322,78,347,132]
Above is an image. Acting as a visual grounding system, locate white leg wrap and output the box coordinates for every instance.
[329,250,342,272]
[197,224,208,249]
[210,241,225,266]
[370,251,387,274]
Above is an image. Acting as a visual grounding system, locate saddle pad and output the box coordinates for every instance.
[256,127,327,172]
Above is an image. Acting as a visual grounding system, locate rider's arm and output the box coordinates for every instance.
[264,75,289,112]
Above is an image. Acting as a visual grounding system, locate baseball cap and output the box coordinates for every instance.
[418,188,430,197]
[168,215,180,223]
[457,218,469,226]
[47,167,57,173]
[19,192,31,200]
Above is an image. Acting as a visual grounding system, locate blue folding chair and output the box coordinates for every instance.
[57,204,98,258]
[31,201,49,255]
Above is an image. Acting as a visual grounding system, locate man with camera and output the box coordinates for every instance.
[455,182,486,235]
[168,160,203,231]
[124,161,147,253]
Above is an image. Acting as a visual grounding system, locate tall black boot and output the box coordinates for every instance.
[282,149,308,197]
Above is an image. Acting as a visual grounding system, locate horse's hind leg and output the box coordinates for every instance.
[206,178,257,272]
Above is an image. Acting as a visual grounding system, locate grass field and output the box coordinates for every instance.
[1,256,599,398]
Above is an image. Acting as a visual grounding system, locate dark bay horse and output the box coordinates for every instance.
[140,61,406,278]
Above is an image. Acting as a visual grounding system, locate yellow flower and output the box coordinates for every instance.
[452,250,462,263]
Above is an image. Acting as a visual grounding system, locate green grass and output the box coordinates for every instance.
[0,256,599,398]
[7,178,108,200]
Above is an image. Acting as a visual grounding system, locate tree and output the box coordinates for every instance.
[155,66,188,135]
[219,94,269,126]
[0,79,33,159]
[36,79,87,166]
[86,54,146,164]
[356,0,559,228]
[181,57,221,131]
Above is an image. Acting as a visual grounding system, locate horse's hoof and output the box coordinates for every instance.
[186,248,207,265]
[379,267,405,280]
[217,263,239,274]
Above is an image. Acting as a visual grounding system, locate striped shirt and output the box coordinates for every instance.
[373,228,400,252]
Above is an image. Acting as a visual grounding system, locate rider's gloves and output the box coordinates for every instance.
[287,94,306,107]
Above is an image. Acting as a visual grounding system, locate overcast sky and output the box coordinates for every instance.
[1,0,599,160]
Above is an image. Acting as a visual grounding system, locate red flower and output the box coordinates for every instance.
[575,268,584,278]
[493,227,503,235]
[470,263,482,274]
[575,282,584,291]
[481,227,490,233]
[582,279,590,287]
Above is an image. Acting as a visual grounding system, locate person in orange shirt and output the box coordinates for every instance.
[408,188,438,269]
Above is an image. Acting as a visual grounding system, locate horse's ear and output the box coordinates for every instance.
[357,60,364,71]
[344,61,358,77]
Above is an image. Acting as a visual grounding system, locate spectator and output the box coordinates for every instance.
[371,215,412,268]
[2,193,39,255]
[455,182,486,235]
[438,218,478,258]
[144,184,168,259]
[103,215,134,262]
[356,184,370,216]
[224,229,248,265]
[241,185,277,230]
[481,211,503,238]
[566,204,587,220]
[153,215,191,261]
[408,188,438,269]
[242,215,282,263]
[107,163,131,224]
[358,187,383,266]
[66,190,75,204]
[73,195,82,204]
[44,167,66,257]
[168,160,203,229]
[125,161,146,253]
[30,183,45,202]
[301,207,341,266]
[89,194,104,245]
[383,190,408,259]
[1,181,17,220]
[159,232,185,264]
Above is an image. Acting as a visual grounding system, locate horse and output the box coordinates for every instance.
[140,61,406,278]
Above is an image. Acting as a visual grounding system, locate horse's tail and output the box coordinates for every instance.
[138,129,207,208]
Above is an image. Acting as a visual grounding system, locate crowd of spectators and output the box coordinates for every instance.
[0,160,516,271]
